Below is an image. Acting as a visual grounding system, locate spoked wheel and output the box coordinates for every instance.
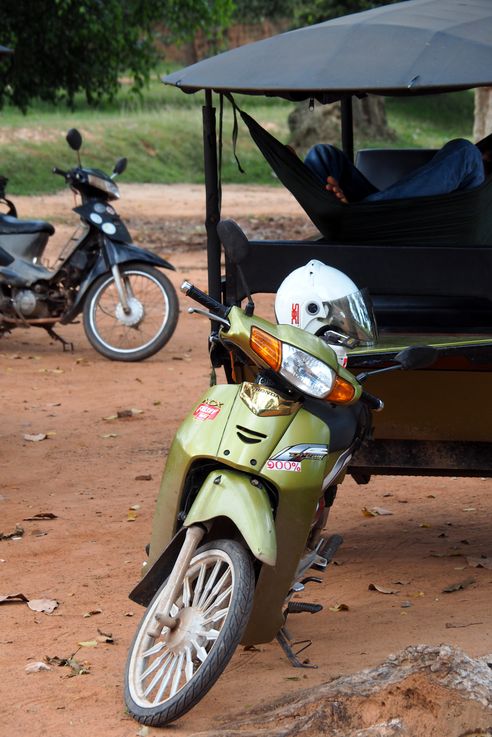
[82,263,179,361]
[125,539,255,727]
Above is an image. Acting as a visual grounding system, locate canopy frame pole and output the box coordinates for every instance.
[341,96,354,162]
[202,90,222,302]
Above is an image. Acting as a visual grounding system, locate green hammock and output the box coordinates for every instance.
[239,109,492,246]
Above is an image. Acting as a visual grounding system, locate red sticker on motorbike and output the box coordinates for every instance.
[266,459,302,472]
[291,303,300,325]
[193,403,221,421]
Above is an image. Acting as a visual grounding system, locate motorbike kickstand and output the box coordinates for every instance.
[276,627,317,669]
[44,326,74,353]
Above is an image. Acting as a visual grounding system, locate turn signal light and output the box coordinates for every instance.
[250,327,282,371]
[326,375,356,404]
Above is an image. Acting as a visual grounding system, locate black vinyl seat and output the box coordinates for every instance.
[0,214,55,236]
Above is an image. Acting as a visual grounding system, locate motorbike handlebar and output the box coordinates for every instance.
[181,281,229,319]
[52,167,69,178]
[360,389,384,412]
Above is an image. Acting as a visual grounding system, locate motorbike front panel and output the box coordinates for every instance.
[145,381,350,645]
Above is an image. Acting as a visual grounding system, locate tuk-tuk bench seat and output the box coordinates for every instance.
[225,239,492,333]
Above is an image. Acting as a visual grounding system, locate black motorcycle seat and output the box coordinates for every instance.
[0,214,55,235]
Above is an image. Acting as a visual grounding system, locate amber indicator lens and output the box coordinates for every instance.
[326,375,356,404]
[250,327,282,371]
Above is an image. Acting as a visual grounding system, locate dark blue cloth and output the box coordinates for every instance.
[304,139,485,203]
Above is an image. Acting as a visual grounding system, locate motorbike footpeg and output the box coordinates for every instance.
[315,533,344,566]
[286,601,323,615]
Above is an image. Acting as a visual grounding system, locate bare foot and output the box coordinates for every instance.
[325,176,348,204]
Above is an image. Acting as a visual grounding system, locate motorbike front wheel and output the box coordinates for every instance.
[125,539,255,727]
[82,264,179,361]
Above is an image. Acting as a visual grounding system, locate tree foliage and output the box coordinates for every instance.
[0,0,235,111]
[293,0,397,27]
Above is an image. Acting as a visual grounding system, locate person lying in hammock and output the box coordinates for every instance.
[304,136,492,204]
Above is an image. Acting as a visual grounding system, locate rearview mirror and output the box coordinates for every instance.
[66,128,82,151]
[113,157,127,176]
[394,344,438,370]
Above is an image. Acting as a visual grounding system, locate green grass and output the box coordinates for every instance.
[0,69,475,195]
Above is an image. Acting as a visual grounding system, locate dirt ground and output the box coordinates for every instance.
[1,184,491,737]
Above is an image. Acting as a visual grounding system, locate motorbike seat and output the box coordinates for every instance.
[0,214,55,236]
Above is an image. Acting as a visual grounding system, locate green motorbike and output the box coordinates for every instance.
[124,220,435,727]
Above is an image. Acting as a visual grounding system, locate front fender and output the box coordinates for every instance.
[60,242,175,324]
[185,469,277,566]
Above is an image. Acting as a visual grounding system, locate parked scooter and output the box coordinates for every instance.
[124,220,437,726]
[0,130,178,360]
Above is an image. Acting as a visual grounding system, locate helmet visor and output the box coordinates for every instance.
[319,288,378,347]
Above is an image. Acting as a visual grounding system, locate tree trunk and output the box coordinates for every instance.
[474,87,492,141]
[288,95,395,157]
[191,645,492,737]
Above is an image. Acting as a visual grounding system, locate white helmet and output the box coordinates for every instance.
[275,260,377,347]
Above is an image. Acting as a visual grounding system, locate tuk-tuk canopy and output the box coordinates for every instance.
[164,0,492,102]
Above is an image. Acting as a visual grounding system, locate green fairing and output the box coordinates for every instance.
[146,378,343,645]
[184,469,276,566]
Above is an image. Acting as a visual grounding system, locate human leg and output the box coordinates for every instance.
[304,144,378,202]
[364,139,485,202]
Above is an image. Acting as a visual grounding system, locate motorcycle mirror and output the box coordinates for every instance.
[66,128,83,151]
[217,219,250,265]
[113,157,127,176]
[394,344,438,370]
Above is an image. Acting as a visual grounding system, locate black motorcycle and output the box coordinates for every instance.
[0,129,178,361]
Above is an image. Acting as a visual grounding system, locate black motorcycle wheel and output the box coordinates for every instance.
[125,539,255,727]
[82,264,178,361]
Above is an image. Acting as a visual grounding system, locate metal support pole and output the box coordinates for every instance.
[202,90,222,303]
[341,96,354,163]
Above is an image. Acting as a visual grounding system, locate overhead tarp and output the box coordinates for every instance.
[163,0,492,102]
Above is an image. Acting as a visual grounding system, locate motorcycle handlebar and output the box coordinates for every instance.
[181,281,229,319]
[360,390,384,412]
[52,167,69,178]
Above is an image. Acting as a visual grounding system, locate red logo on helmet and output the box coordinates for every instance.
[291,303,300,325]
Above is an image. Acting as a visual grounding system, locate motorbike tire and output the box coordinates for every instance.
[82,263,179,361]
[125,539,255,727]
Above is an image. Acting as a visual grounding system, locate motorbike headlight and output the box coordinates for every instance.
[87,174,120,200]
[280,343,335,398]
[250,327,355,402]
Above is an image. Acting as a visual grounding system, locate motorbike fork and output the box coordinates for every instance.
[147,525,206,638]
[111,264,131,314]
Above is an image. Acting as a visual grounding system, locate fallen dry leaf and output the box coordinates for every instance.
[96,628,114,644]
[23,433,47,442]
[45,654,91,676]
[368,583,400,595]
[442,577,476,593]
[23,513,58,521]
[83,609,102,618]
[328,603,350,612]
[25,661,51,673]
[127,508,139,522]
[100,433,118,439]
[361,506,394,517]
[466,556,492,570]
[0,523,24,540]
[78,640,98,648]
[135,474,152,481]
[0,592,29,604]
[28,598,59,614]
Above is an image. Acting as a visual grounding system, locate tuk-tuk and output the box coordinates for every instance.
[164,0,492,480]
